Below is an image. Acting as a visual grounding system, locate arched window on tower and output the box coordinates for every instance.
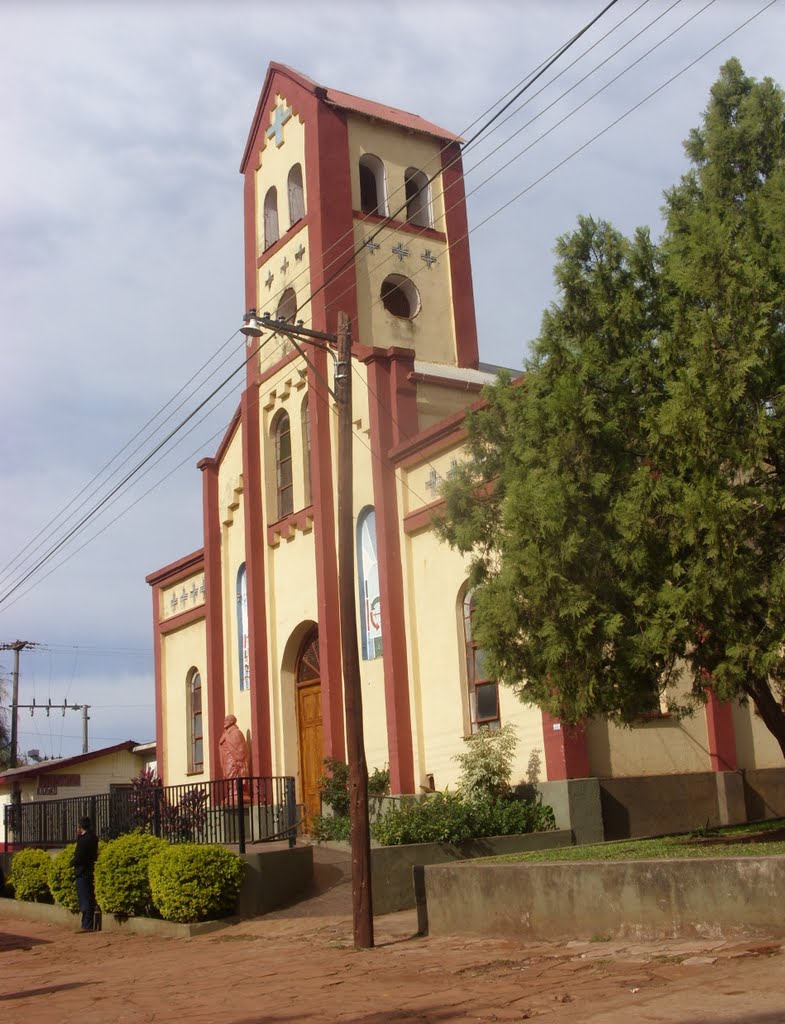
[273,410,294,519]
[287,163,305,226]
[404,167,431,227]
[237,564,250,692]
[301,393,312,507]
[276,287,297,324]
[462,589,500,733]
[187,668,204,772]
[359,154,387,216]
[357,507,382,659]
[263,186,279,249]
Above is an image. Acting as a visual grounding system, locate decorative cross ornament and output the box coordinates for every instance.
[392,242,409,261]
[295,243,306,262]
[180,587,188,608]
[200,577,206,597]
[421,249,437,269]
[266,102,292,147]
[364,238,380,254]
[190,582,199,603]
[170,592,179,612]
[265,270,274,289]
[425,468,440,493]
[280,256,290,275]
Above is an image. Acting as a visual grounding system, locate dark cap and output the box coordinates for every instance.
[78,816,92,830]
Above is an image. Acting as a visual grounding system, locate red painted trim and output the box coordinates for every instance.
[367,357,415,793]
[389,407,469,466]
[255,215,310,268]
[440,142,479,369]
[160,604,206,635]
[200,459,226,781]
[403,497,446,536]
[541,711,590,781]
[352,210,446,243]
[408,371,484,393]
[267,505,315,546]
[705,690,738,772]
[243,168,257,389]
[242,387,272,777]
[145,549,204,588]
[308,352,345,761]
[151,584,165,782]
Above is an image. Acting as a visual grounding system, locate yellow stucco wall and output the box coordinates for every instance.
[160,570,205,622]
[160,617,207,782]
[732,699,784,769]
[254,95,307,252]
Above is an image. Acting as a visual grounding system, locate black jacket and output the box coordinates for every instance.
[72,829,99,877]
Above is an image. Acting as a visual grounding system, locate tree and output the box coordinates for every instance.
[654,59,785,755]
[439,60,785,757]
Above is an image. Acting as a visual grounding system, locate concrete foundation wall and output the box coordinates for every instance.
[424,856,785,941]
[742,768,785,821]
[236,845,313,916]
[370,830,572,915]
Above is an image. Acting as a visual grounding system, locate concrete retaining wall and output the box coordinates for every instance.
[370,830,572,915]
[423,855,785,941]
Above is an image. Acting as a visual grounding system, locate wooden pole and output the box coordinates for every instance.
[336,311,374,949]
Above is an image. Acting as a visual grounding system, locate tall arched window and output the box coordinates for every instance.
[359,153,387,216]
[463,589,500,732]
[301,394,312,507]
[357,507,382,659]
[287,163,305,226]
[404,167,431,227]
[263,186,279,249]
[188,669,204,772]
[273,410,294,519]
[237,564,250,692]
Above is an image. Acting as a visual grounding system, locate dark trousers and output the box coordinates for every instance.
[75,874,94,930]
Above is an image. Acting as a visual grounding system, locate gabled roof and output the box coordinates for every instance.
[241,62,462,171]
[0,740,140,785]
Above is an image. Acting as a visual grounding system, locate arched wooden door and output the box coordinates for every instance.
[296,628,323,824]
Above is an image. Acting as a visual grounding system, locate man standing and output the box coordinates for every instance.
[72,816,99,932]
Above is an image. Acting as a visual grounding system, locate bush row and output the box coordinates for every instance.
[8,833,245,924]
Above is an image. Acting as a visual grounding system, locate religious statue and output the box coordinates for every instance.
[219,714,250,779]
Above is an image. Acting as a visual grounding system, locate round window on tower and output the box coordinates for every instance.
[380,275,420,320]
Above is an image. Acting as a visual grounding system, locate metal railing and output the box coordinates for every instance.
[3,776,297,854]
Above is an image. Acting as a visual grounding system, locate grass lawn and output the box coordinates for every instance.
[488,818,785,864]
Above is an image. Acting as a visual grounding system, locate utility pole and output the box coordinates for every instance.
[1,640,37,769]
[241,309,374,948]
[15,700,91,755]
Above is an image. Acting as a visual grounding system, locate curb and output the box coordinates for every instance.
[0,896,233,939]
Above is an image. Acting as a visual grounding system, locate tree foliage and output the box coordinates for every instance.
[439,60,785,756]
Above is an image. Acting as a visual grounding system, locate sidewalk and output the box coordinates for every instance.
[2,897,784,1024]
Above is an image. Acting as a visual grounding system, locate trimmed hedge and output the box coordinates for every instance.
[95,832,168,917]
[372,792,556,846]
[48,843,79,912]
[9,848,52,902]
[149,844,245,923]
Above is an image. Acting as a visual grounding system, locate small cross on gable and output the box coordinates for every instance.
[266,102,292,147]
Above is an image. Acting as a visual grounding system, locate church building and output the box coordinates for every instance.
[146,63,783,834]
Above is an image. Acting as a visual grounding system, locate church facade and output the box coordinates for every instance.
[147,63,782,825]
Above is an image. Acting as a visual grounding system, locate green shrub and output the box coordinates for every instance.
[48,843,79,912]
[372,791,556,846]
[453,723,519,801]
[317,757,350,816]
[148,844,245,923]
[309,813,351,842]
[94,831,168,916]
[9,848,52,902]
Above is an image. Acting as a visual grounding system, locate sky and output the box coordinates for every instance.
[1,0,783,761]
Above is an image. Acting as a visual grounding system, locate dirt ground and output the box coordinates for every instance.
[2,904,785,1024]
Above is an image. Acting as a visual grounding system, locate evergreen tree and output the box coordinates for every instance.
[440,60,785,756]
[655,59,785,755]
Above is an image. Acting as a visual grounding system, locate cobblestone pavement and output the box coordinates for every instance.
[2,906,785,1024]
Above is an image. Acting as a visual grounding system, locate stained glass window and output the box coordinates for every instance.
[357,508,382,659]
[237,564,250,691]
